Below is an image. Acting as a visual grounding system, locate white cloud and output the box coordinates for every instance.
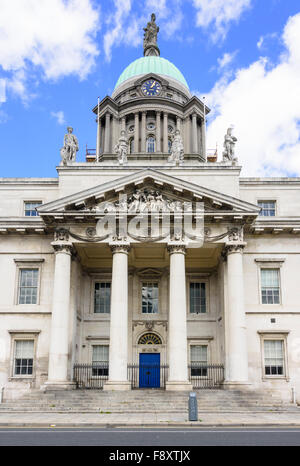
[0,79,6,103]
[103,0,134,62]
[192,0,252,42]
[51,111,66,126]
[217,51,238,70]
[205,12,300,177]
[0,0,100,100]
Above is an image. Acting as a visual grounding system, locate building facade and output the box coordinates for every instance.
[0,16,300,401]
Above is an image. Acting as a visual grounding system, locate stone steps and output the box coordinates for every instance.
[0,388,293,413]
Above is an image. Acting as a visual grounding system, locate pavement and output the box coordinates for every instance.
[0,408,300,427]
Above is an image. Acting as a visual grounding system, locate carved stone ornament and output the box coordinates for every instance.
[54,228,69,242]
[52,243,73,255]
[143,13,160,57]
[60,127,79,165]
[110,243,131,254]
[222,126,238,164]
[114,130,128,165]
[168,130,184,165]
[167,244,186,255]
[227,227,244,242]
[224,243,246,255]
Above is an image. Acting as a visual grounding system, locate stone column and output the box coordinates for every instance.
[192,113,198,154]
[223,243,249,386]
[201,117,206,160]
[134,112,139,153]
[163,112,168,153]
[156,111,161,152]
[141,112,146,152]
[103,243,131,391]
[45,233,75,390]
[96,117,101,161]
[121,117,126,132]
[176,116,181,132]
[104,112,111,153]
[166,244,192,391]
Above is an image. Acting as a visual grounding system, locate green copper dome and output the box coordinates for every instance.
[114,56,189,90]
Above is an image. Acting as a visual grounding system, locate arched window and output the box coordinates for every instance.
[168,139,172,154]
[147,136,155,153]
[138,333,162,345]
[129,138,134,154]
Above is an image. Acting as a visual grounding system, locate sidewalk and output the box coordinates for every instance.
[0,409,299,427]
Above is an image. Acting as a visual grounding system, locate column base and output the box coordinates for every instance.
[42,381,76,392]
[222,381,252,391]
[166,381,193,391]
[103,381,131,391]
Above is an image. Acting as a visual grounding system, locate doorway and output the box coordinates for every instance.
[139,353,160,388]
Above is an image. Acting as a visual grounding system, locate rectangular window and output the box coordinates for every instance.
[190,345,208,377]
[92,345,109,376]
[264,340,284,376]
[24,202,42,217]
[258,201,276,217]
[261,269,280,304]
[142,282,158,314]
[14,340,34,376]
[18,269,39,304]
[190,282,206,314]
[94,282,111,314]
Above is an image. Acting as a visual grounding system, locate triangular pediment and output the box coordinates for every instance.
[37,169,260,222]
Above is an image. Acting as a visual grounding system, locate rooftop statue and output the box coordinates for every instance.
[222,126,238,164]
[143,13,160,56]
[168,130,184,165]
[60,127,79,165]
[114,130,128,165]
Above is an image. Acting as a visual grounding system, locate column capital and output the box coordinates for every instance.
[110,242,131,255]
[51,242,73,255]
[167,243,186,255]
[224,242,246,256]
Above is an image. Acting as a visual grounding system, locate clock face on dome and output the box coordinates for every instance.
[141,79,162,96]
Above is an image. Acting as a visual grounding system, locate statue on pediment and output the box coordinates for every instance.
[60,127,79,165]
[222,127,238,163]
[168,130,184,165]
[114,130,128,165]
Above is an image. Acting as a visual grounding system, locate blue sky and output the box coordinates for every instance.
[0,0,300,178]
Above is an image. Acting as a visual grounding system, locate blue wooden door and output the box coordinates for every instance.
[139,353,160,388]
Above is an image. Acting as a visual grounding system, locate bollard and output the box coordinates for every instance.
[188,392,198,421]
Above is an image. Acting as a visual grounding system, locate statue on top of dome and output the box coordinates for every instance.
[143,13,160,57]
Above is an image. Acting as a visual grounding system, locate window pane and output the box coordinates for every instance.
[24,202,42,217]
[258,201,276,217]
[261,269,280,304]
[94,282,111,313]
[190,282,206,313]
[14,341,34,376]
[142,282,159,314]
[19,270,38,305]
[264,340,284,376]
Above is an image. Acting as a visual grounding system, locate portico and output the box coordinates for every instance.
[37,168,258,391]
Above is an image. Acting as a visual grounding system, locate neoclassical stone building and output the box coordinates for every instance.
[0,16,299,401]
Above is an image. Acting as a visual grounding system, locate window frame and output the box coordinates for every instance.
[257,263,283,306]
[93,281,111,315]
[187,277,209,317]
[146,135,156,153]
[141,281,159,315]
[188,339,212,379]
[91,344,109,377]
[258,332,289,381]
[9,331,40,380]
[14,260,44,306]
[23,200,43,217]
[257,199,277,217]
